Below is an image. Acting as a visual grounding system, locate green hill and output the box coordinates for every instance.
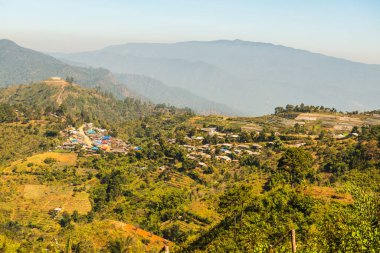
[0,78,157,123]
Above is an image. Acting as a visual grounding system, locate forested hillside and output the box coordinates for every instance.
[0,80,379,252]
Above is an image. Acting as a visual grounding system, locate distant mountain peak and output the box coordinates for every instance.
[0,39,18,47]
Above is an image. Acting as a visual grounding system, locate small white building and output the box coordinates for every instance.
[201,128,217,136]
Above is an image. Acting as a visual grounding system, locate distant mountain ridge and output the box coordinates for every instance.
[0,39,236,115]
[0,39,127,98]
[53,39,380,115]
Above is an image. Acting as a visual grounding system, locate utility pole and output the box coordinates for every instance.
[291,229,296,253]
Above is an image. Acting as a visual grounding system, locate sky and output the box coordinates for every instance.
[1,0,379,64]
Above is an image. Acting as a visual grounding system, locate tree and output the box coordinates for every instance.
[66,76,74,84]
[107,236,134,253]
[59,212,71,228]
[277,147,314,186]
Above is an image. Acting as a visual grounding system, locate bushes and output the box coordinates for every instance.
[277,147,314,185]
[43,157,57,164]
[239,155,260,167]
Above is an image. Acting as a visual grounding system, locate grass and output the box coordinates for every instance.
[4,152,77,173]
[187,201,219,222]
[0,182,92,231]
[72,220,170,251]
[303,186,353,204]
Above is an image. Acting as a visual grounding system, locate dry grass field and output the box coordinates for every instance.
[3,151,77,173]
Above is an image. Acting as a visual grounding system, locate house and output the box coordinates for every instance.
[196,145,210,152]
[216,156,232,162]
[237,144,250,150]
[183,145,196,151]
[159,166,167,172]
[201,127,217,136]
[87,129,96,135]
[221,149,232,155]
[186,154,197,160]
[199,153,211,159]
[101,145,110,151]
[288,142,306,148]
[103,135,111,140]
[234,149,242,155]
[168,138,176,144]
[198,162,208,168]
[244,150,260,156]
[219,143,233,149]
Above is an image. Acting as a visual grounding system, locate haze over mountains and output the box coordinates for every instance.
[0,39,236,115]
[1,38,379,115]
[53,40,380,115]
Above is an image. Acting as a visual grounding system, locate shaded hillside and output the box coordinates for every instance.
[115,73,240,115]
[54,40,380,115]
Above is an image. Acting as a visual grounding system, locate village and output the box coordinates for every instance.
[56,111,380,167]
[170,112,380,168]
[57,123,130,153]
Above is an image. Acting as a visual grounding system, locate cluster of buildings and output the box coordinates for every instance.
[177,128,264,166]
[57,123,129,153]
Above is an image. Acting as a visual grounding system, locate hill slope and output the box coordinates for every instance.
[54,40,380,115]
[0,78,157,123]
[115,73,240,115]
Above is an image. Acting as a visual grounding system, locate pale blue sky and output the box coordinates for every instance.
[1,0,379,63]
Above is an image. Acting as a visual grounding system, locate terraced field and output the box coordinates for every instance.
[150,169,196,189]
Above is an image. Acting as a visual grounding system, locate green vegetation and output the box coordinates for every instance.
[0,82,379,252]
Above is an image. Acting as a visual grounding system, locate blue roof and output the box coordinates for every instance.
[103,135,111,140]
[91,147,99,150]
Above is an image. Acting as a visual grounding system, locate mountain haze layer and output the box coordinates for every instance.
[0,39,235,115]
[54,40,380,115]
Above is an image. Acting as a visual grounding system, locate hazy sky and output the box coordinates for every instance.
[1,0,379,64]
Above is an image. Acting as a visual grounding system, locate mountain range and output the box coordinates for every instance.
[0,39,237,115]
[53,40,380,115]
[1,38,379,115]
